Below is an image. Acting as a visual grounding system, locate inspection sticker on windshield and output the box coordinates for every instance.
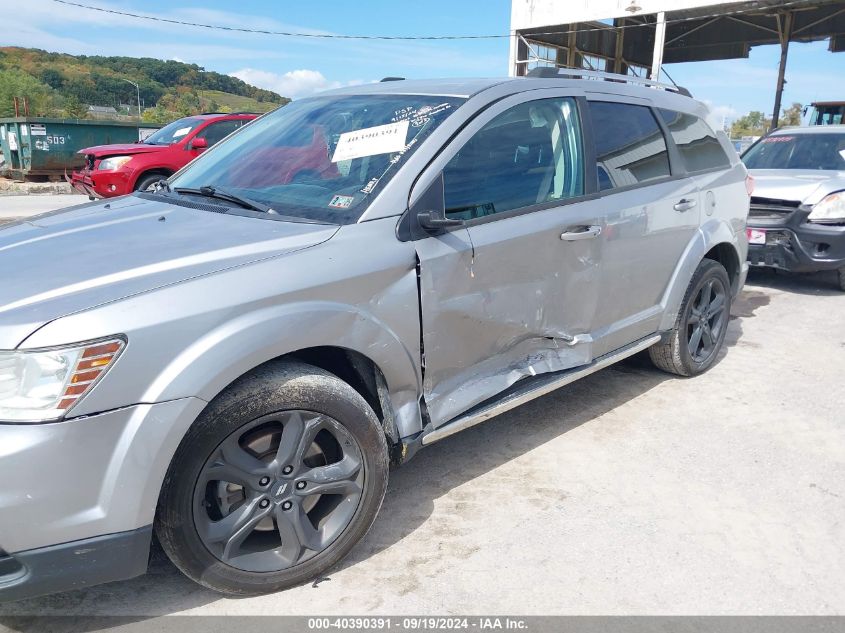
[328,194,354,209]
[331,120,409,163]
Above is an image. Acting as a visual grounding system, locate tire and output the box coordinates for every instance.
[649,258,732,377]
[838,267,845,291]
[155,360,389,596]
[134,173,165,192]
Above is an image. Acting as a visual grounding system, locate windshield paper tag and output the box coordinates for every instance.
[762,136,794,143]
[172,126,192,138]
[332,120,409,163]
[328,195,354,209]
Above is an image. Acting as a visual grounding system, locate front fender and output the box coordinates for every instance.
[143,300,423,436]
[658,218,743,332]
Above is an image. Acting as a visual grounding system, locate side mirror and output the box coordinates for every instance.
[190,137,208,151]
[411,172,464,237]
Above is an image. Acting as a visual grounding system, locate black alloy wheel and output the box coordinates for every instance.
[686,276,728,364]
[649,258,732,376]
[156,361,389,596]
[193,410,364,572]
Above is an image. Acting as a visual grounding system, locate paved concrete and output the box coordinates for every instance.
[0,194,84,223]
[0,270,843,617]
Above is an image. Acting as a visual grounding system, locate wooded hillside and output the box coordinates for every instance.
[0,47,289,122]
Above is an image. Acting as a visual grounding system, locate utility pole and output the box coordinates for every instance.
[119,77,142,118]
[771,11,793,130]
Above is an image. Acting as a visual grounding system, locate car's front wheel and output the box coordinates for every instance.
[837,266,845,291]
[649,258,732,376]
[155,361,389,596]
[134,173,166,192]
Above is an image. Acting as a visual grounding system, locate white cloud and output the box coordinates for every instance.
[703,101,739,131]
[230,68,365,99]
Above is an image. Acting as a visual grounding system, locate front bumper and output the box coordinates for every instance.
[0,397,206,601]
[67,169,131,198]
[0,527,151,603]
[746,205,845,273]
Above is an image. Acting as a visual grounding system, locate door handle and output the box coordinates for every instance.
[674,198,697,212]
[560,225,602,241]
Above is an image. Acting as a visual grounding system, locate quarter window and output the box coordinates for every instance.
[588,102,671,190]
[444,98,584,220]
[658,109,730,172]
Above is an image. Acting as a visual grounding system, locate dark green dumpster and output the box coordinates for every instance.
[0,117,160,180]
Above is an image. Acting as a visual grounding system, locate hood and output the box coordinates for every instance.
[80,143,171,157]
[0,195,338,348]
[749,169,845,206]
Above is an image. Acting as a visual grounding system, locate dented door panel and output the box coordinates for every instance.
[416,198,605,427]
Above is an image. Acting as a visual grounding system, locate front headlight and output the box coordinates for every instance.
[807,191,845,224]
[0,338,124,423]
[98,156,132,171]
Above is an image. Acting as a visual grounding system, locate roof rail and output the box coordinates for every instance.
[525,67,692,98]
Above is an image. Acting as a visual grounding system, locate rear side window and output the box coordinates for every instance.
[658,109,730,172]
[588,102,671,190]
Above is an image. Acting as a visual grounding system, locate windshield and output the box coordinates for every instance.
[144,116,206,145]
[168,94,465,223]
[742,133,845,171]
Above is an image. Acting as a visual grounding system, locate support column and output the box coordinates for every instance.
[615,19,625,74]
[771,12,794,129]
[508,30,519,77]
[651,12,666,81]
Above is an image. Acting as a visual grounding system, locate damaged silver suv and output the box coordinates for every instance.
[0,70,749,601]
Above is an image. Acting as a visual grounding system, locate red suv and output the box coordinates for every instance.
[68,112,258,198]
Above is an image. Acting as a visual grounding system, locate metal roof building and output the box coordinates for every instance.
[508,0,845,126]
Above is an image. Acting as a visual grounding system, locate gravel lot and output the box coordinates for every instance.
[0,197,843,618]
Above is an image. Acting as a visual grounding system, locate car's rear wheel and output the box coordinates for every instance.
[837,266,845,291]
[649,258,731,376]
[134,173,166,192]
[155,361,389,596]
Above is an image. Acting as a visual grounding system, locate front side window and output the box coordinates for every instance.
[196,119,246,147]
[742,133,845,171]
[589,101,671,190]
[169,95,465,224]
[444,98,584,220]
[658,109,730,172]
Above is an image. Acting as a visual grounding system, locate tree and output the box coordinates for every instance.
[781,102,803,127]
[0,68,52,117]
[730,110,771,138]
[62,94,87,119]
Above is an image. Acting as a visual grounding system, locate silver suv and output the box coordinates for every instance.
[0,70,750,601]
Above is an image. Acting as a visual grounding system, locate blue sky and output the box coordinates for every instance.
[9,0,845,125]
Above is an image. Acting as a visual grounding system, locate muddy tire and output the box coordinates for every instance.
[649,259,732,377]
[155,360,389,596]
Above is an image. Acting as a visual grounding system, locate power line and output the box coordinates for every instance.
[51,0,815,41]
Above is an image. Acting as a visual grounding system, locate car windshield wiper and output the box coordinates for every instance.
[173,185,332,224]
[175,185,278,214]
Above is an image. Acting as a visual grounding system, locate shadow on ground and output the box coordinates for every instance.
[0,288,764,626]
[746,267,841,297]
